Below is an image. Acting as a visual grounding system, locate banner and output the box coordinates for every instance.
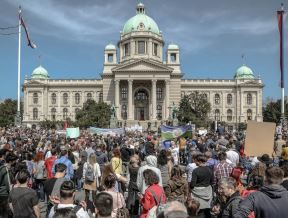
[160,125,192,140]
[66,127,80,138]
[89,127,124,136]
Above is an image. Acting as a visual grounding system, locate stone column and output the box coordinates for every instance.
[128,79,133,120]
[152,79,157,120]
[58,91,61,120]
[42,91,44,119]
[256,91,259,116]
[165,80,170,119]
[115,79,120,119]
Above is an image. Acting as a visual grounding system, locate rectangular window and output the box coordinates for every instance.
[153,43,158,56]
[121,87,128,100]
[170,53,176,62]
[124,43,130,56]
[138,41,145,54]
[108,54,113,62]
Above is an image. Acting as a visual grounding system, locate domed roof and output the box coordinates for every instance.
[31,65,49,80]
[234,65,255,79]
[168,43,179,50]
[122,3,160,35]
[105,43,116,50]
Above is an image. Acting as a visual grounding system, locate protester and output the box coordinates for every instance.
[44,148,57,179]
[111,148,122,174]
[52,146,74,180]
[157,149,170,188]
[213,152,233,187]
[9,169,40,218]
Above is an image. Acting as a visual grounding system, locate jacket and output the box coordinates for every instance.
[52,156,74,180]
[220,191,241,218]
[234,184,288,218]
[137,155,163,194]
[95,150,108,167]
[166,176,188,202]
[141,184,167,218]
[0,165,10,197]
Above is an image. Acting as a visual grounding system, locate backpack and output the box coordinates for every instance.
[85,163,94,183]
[146,188,166,218]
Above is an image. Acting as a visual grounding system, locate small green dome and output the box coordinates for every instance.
[234,65,255,79]
[105,43,116,50]
[122,3,160,35]
[31,65,49,80]
[168,43,179,50]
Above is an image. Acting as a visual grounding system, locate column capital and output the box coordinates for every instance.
[128,79,133,84]
[152,79,157,84]
[114,79,120,83]
[165,79,170,85]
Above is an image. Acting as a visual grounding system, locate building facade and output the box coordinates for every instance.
[23,3,264,128]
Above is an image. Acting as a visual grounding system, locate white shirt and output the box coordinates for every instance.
[226,150,239,167]
[49,203,90,218]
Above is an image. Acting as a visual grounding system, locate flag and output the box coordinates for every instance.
[277,7,284,88]
[20,12,37,49]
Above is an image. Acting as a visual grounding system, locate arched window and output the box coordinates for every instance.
[87,93,92,101]
[247,93,252,105]
[33,108,38,120]
[75,93,80,105]
[63,108,68,119]
[215,94,220,105]
[247,109,252,120]
[215,109,220,121]
[51,93,56,104]
[157,87,163,100]
[121,87,128,99]
[135,89,148,101]
[63,93,68,104]
[121,105,127,120]
[99,92,103,102]
[227,94,232,105]
[157,105,162,120]
[51,108,56,121]
[33,93,38,104]
[227,109,232,121]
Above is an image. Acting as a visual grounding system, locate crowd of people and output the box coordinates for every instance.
[0,125,288,218]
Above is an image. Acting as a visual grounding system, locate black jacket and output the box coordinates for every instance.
[234,184,288,218]
[220,191,241,218]
[0,165,10,197]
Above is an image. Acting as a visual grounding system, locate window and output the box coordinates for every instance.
[121,87,128,99]
[51,108,56,121]
[33,108,38,120]
[202,93,208,100]
[215,94,220,105]
[33,93,38,104]
[227,109,232,121]
[51,93,56,104]
[157,87,163,100]
[121,105,127,120]
[75,93,80,105]
[170,53,176,62]
[135,89,148,101]
[247,109,252,120]
[247,93,252,105]
[63,108,68,119]
[215,109,220,121]
[227,94,232,105]
[153,43,158,56]
[138,41,145,54]
[108,54,113,62]
[87,93,92,101]
[157,105,162,120]
[99,92,103,102]
[63,93,68,104]
[124,43,130,56]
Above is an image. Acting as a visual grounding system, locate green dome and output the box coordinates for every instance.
[122,3,160,35]
[168,43,179,50]
[105,43,116,50]
[31,65,49,80]
[234,65,255,79]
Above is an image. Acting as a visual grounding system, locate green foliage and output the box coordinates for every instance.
[177,92,211,127]
[263,99,288,123]
[75,99,111,128]
[0,99,19,127]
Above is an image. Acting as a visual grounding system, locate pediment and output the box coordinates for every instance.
[112,59,173,72]
[24,80,46,86]
[241,80,263,86]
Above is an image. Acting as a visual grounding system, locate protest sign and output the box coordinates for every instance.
[66,127,80,138]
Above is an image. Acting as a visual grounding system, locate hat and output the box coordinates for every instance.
[257,154,272,164]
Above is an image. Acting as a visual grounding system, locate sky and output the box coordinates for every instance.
[0,0,287,101]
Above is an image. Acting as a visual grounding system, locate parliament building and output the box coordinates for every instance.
[23,3,264,129]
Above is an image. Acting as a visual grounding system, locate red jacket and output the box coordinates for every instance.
[141,184,167,218]
[45,156,57,178]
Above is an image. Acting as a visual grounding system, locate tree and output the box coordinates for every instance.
[75,99,111,128]
[177,92,211,127]
[263,99,288,123]
[0,99,20,127]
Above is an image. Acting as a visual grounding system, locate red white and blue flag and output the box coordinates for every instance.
[19,10,37,49]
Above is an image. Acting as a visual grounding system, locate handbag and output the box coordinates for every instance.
[116,192,129,218]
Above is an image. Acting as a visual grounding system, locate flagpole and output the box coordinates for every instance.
[16,6,22,125]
